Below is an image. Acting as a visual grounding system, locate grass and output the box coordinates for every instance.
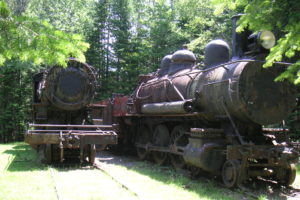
[0,143,137,200]
[0,143,57,200]
[97,154,246,200]
[294,165,300,188]
[99,162,238,200]
[1,143,299,200]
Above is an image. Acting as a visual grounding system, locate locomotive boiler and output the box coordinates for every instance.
[25,58,117,164]
[99,16,298,188]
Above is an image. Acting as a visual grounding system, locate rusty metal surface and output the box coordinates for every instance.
[90,100,114,125]
[103,21,299,188]
[28,59,119,164]
[189,61,295,125]
[132,57,295,126]
[28,124,113,128]
[226,145,298,164]
[183,141,225,173]
[32,103,47,120]
[25,127,117,148]
[113,97,129,116]
[141,100,193,114]
[42,59,96,111]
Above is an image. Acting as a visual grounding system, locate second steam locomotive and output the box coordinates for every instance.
[97,16,298,187]
[25,58,117,164]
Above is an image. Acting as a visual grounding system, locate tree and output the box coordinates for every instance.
[0,0,92,142]
[173,0,234,61]
[0,61,33,142]
[25,0,95,36]
[85,0,113,99]
[212,0,300,84]
[0,0,89,67]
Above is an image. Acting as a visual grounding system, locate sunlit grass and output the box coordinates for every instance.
[293,165,300,188]
[51,168,138,200]
[0,143,137,200]
[1,143,299,200]
[0,143,57,200]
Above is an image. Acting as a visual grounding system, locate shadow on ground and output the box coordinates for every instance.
[97,151,241,200]
[3,143,96,172]
[97,150,300,200]
[3,143,48,171]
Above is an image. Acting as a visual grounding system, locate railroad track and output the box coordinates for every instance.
[94,151,300,200]
[49,168,61,200]
[45,151,300,200]
[94,160,142,200]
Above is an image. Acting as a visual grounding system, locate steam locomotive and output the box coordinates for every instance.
[25,58,117,164]
[97,16,299,187]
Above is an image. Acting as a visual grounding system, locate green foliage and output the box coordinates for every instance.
[86,0,152,99]
[0,0,92,142]
[7,0,299,142]
[0,0,89,67]
[85,0,235,99]
[211,0,300,85]
[85,0,113,99]
[174,0,233,61]
[25,0,96,36]
[0,61,36,142]
[286,91,300,140]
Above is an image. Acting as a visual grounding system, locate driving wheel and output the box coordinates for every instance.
[170,125,188,169]
[222,160,241,188]
[279,164,296,186]
[152,124,170,165]
[136,125,152,160]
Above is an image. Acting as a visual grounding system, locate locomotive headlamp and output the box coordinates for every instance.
[258,31,275,49]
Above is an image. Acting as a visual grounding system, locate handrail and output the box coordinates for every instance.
[29,124,113,128]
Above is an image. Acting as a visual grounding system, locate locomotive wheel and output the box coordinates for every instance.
[136,125,152,160]
[153,152,168,165]
[44,144,52,164]
[222,160,241,188]
[190,166,202,178]
[152,124,170,165]
[170,155,185,170]
[280,164,296,186]
[51,145,61,163]
[170,125,188,170]
[89,144,96,164]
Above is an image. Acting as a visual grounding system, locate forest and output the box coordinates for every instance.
[0,0,299,142]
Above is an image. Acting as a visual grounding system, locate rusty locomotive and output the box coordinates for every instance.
[25,58,117,164]
[97,16,299,188]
